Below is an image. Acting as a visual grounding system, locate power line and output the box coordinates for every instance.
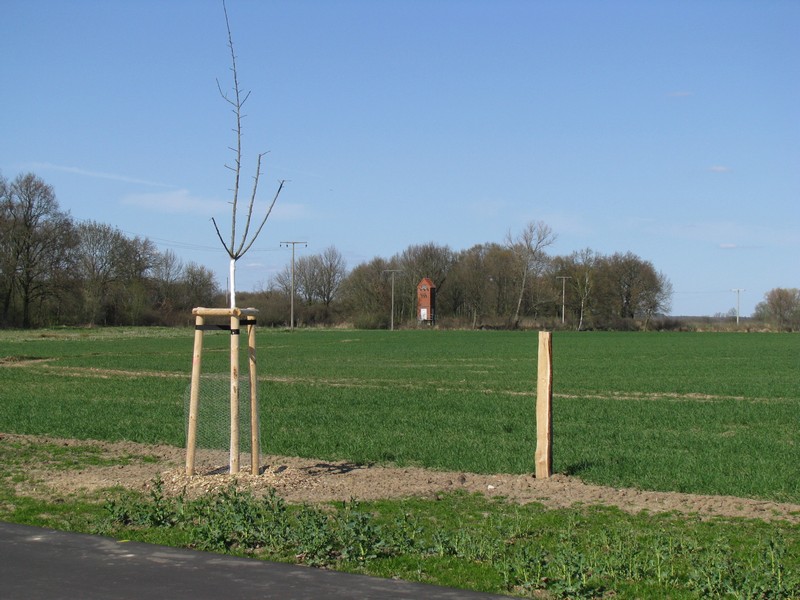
[673,290,736,295]
[119,230,223,252]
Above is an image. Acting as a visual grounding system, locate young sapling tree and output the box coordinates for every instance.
[211,0,284,308]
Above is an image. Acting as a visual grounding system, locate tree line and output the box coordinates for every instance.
[1,173,218,327]
[253,223,674,331]
[4,172,795,330]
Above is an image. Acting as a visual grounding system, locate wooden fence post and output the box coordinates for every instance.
[535,331,553,479]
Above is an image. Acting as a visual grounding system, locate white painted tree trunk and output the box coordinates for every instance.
[229,257,236,308]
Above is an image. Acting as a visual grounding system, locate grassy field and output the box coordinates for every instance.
[1,327,800,598]
[0,327,798,502]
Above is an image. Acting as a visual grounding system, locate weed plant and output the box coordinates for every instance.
[95,482,800,599]
[1,416,800,598]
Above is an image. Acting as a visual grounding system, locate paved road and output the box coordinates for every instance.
[0,522,510,599]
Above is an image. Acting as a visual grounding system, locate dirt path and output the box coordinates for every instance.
[5,433,799,523]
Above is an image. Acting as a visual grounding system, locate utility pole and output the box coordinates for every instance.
[281,241,307,330]
[731,288,745,325]
[556,276,571,324]
[383,269,403,330]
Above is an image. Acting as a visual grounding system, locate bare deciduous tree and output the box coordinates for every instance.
[754,288,800,331]
[272,246,347,311]
[563,248,597,331]
[75,221,126,324]
[211,1,284,308]
[593,252,671,328]
[1,173,76,327]
[315,246,347,309]
[338,257,393,328]
[507,221,556,327]
[294,256,317,305]
[181,262,221,309]
[640,270,673,330]
[446,244,492,328]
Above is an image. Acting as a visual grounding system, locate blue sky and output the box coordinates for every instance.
[2,0,798,316]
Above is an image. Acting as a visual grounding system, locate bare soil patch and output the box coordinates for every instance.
[5,433,799,523]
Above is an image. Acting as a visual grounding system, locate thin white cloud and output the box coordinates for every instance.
[708,165,731,173]
[121,189,226,215]
[26,162,175,188]
[718,243,767,250]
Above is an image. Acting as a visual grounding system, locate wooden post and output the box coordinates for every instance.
[186,315,205,475]
[247,320,259,475]
[535,331,553,479]
[230,312,241,474]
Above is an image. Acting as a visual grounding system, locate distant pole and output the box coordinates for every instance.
[281,241,307,330]
[383,269,403,330]
[732,288,745,325]
[556,276,571,324]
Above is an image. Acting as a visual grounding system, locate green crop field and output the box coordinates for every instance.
[2,327,800,598]
[1,328,798,502]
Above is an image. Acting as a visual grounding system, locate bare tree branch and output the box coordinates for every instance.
[221,0,242,253]
[238,179,285,258]
[210,217,233,259]
[234,151,265,257]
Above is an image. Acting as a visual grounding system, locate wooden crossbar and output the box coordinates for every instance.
[192,307,259,317]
